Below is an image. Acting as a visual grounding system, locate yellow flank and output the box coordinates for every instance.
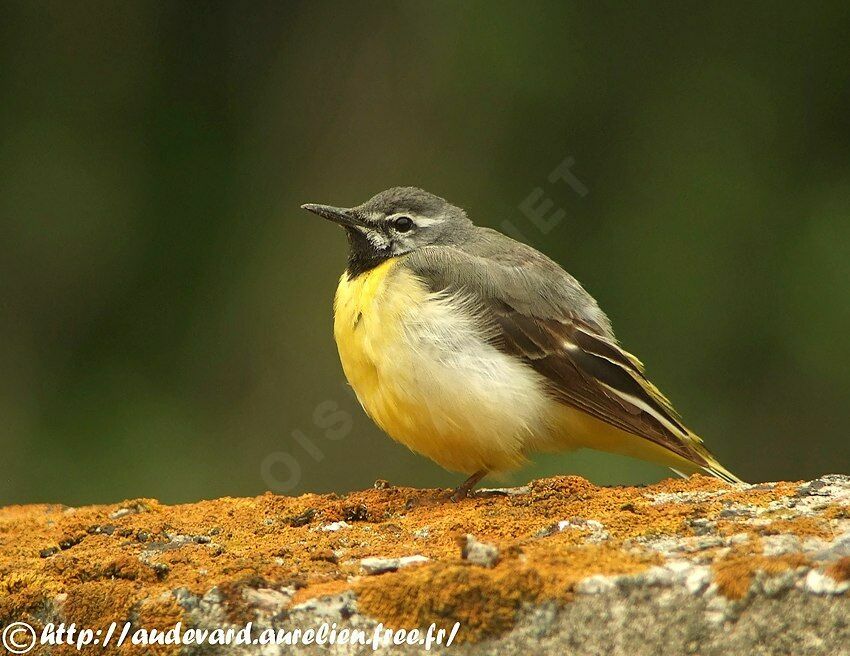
[548,403,709,476]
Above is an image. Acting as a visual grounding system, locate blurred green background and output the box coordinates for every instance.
[2,2,849,506]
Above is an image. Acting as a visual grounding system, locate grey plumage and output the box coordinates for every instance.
[403,228,614,337]
[401,228,716,466]
[302,186,741,484]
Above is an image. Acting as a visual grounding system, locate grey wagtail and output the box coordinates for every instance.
[302,187,741,499]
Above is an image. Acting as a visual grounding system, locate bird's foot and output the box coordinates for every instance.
[448,470,488,503]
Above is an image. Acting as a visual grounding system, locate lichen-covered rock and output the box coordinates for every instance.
[360,555,429,575]
[459,535,500,568]
[1,475,848,654]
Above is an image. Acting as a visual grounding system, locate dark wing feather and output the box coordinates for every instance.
[404,235,712,468]
[491,306,703,464]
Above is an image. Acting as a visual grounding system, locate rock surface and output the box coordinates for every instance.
[1,475,849,655]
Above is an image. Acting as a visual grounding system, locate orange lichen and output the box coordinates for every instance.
[291,579,351,606]
[759,517,834,539]
[356,564,543,641]
[713,551,809,600]
[62,579,138,626]
[0,475,844,644]
[825,557,850,583]
[824,505,850,521]
[355,543,658,642]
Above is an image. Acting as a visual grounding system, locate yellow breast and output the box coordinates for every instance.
[332,258,550,475]
[333,259,412,411]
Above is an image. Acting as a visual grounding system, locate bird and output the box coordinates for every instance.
[301,187,741,500]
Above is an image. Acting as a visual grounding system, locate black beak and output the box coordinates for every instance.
[300,203,362,229]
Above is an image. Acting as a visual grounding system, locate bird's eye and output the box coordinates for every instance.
[393,216,414,232]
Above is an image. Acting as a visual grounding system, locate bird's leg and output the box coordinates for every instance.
[450,470,488,502]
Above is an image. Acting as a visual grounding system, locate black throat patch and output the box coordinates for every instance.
[345,227,392,279]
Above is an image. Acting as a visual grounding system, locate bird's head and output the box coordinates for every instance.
[302,187,473,276]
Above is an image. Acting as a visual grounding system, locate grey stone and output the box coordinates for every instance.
[359,555,429,575]
[460,534,500,567]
